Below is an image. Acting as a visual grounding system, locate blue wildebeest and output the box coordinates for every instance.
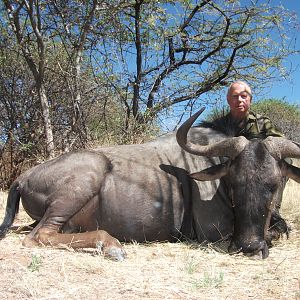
[0,108,299,259]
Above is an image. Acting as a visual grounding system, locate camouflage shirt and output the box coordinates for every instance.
[202,111,283,140]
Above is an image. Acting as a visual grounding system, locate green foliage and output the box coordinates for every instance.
[191,271,224,289]
[88,109,160,146]
[184,255,224,289]
[185,255,199,275]
[28,254,42,272]
[251,99,300,142]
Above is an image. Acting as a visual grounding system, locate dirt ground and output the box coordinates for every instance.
[0,187,299,300]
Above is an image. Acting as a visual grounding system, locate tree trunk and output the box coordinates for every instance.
[39,84,55,158]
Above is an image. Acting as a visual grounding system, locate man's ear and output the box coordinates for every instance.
[189,161,230,181]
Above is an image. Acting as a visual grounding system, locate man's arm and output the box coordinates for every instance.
[259,117,284,138]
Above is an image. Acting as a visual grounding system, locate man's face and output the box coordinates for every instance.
[227,83,252,119]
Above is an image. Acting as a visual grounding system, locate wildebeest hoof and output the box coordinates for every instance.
[96,241,126,261]
[104,246,127,261]
[22,235,40,247]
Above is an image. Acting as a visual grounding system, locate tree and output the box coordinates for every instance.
[0,1,113,187]
[46,0,107,148]
[251,99,300,142]
[2,0,298,133]
[96,0,299,124]
[3,0,55,157]
[0,23,44,188]
[0,0,299,187]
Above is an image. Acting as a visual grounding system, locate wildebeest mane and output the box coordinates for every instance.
[196,110,237,137]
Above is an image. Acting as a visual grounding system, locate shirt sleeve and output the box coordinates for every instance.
[261,117,284,137]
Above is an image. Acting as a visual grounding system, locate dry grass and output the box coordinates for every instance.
[0,162,299,300]
[281,159,300,230]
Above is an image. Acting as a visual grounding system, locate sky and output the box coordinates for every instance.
[260,0,300,105]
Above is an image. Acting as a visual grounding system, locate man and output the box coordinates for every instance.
[204,81,283,139]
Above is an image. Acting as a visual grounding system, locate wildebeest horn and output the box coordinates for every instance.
[176,107,249,159]
[263,137,300,160]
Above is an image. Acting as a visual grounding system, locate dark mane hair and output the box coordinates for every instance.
[197,110,237,137]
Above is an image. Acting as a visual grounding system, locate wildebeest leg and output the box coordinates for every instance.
[37,227,126,261]
[22,188,126,260]
[23,224,126,260]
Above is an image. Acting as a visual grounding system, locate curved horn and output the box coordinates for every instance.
[263,137,300,160]
[176,107,249,159]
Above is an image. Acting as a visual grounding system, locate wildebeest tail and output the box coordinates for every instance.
[0,181,20,238]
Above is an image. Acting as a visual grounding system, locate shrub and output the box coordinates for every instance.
[251,99,300,142]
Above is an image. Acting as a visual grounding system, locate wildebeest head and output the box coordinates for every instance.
[176,108,300,258]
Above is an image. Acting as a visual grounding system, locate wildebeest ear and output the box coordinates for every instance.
[280,160,300,183]
[189,161,230,181]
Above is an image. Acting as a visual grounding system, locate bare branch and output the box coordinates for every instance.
[179,0,212,32]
